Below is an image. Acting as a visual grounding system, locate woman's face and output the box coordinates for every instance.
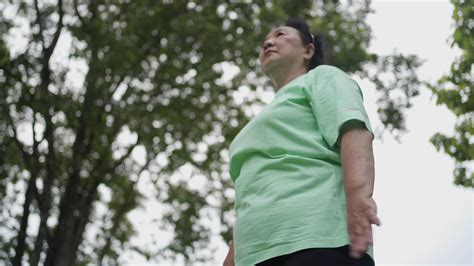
[259,26,312,75]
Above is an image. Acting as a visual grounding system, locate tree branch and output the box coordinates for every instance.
[32,1,64,263]
[109,137,142,174]
[74,141,149,262]
[34,0,45,49]
[73,0,86,28]
[97,156,154,264]
[11,173,37,266]
[31,111,40,162]
[7,108,39,266]
[44,0,64,62]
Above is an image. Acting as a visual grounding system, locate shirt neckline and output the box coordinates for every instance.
[274,72,308,97]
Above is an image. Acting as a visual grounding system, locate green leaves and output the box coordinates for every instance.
[428,0,473,187]
[359,52,425,139]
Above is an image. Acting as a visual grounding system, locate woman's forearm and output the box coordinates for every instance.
[340,127,375,197]
[340,126,380,258]
[223,240,235,266]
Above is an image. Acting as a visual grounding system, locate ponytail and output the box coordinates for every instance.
[309,32,327,70]
[284,18,328,70]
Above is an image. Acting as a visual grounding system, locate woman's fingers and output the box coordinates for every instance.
[349,213,376,259]
[368,199,381,226]
[349,227,368,257]
[350,232,372,258]
[347,196,381,259]
[349,237,367,258]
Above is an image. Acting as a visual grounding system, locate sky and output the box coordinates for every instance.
[358,1,472,265]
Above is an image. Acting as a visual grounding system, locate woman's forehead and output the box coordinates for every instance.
[264,26,294,38]
[262,26,297,44]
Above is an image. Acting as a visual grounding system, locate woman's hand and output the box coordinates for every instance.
[346,193,381,259]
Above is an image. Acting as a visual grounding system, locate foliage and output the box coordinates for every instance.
[427,0,473,188]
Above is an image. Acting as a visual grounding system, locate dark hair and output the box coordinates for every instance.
[284,18,328,70]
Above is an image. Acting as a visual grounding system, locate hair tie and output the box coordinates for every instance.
[310,33,315,42]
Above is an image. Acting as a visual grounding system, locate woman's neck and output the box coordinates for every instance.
[268,67,307,92]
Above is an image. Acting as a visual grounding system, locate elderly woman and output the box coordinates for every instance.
[223,18,380,266]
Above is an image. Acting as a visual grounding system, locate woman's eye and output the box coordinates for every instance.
[276,32,284,37]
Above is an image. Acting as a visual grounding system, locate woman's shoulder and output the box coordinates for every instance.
[303,65,362,99]
[308,64,349,78]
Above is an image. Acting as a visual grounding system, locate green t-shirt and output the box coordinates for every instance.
[228,65,375,265]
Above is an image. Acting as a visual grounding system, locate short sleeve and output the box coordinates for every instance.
[305,66,374,149]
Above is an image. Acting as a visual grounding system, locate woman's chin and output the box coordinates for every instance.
[262,60,283,75]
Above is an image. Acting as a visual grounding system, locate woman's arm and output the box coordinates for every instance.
[340,124,381,259]
[223,240,235,266]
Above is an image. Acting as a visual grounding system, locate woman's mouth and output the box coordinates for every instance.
[264,50,277,58]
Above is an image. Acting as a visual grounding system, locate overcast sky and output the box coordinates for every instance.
[360,1,472,265]
[125,1,473,265]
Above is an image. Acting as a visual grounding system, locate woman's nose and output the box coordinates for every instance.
[263,40,274,50]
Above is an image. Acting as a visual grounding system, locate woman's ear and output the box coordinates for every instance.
[304,43,315,60]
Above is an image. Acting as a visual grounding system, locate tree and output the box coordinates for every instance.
[427,0,473,188]
[0,0,423,264]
